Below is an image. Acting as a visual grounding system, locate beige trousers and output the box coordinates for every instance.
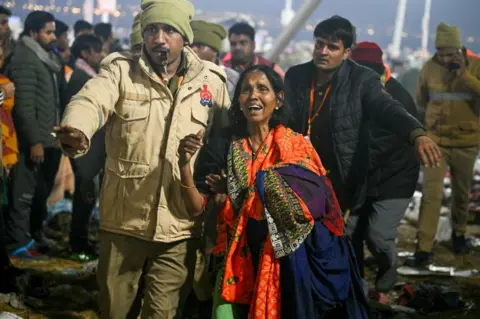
[97,231,199,319]
[417,146,478,252]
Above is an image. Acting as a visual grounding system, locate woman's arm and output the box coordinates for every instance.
[179,162,208,216]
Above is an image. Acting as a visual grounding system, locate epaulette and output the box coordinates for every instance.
[100,51,135,67]
[203,61,227,83]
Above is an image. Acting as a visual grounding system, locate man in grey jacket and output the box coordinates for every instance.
[190,20,239,99]
[4,11,63,258]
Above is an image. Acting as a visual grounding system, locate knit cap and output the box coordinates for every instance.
[435,22,462,49]
[191,20,227,52]
[350,41,383,65]
[130,13,143,46]
[141,0,195,44]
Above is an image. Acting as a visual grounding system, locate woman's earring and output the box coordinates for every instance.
[275,100,280,110]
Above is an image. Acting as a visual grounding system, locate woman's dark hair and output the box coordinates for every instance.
[229,65,290,136]
[228,22,255,41]
[314,15,354,50]
[94,23,112,42]
[0,6,12,17]
[71,34,103,60]
[74,20,93,36]
[21,11,55,37]
[55,19,69,38]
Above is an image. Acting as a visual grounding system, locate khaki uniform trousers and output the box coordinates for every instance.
[417,146,478,252]
[97,231,199,319]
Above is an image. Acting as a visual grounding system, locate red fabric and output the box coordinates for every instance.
[351,41,383,65]
[222,53,275,71]
[467,49,480,59]
[213,125,344,319]
[384,64,392,82]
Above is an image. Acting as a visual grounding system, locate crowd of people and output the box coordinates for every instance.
[0,0,479,318]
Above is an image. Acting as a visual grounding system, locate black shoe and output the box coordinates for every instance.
[70,241,99,262]
[33,232,58,253]
[452,233,471,254]
[404,251,432,268]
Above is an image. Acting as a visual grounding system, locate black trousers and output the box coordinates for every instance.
[4,148,61,251]
[0,201,11,268]
[69,158,100,251]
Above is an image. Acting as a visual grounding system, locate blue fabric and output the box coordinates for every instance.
[277,166,327,219]
[254,165,370,318]
[280,222,369,318]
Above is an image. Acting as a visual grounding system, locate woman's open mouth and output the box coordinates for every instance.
[247,104,263,113]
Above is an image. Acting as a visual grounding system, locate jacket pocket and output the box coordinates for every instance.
[105,157,150,178]
[191,104,209,128]
[111,94,150,144]
[100,157,151,228]
[458,121,478,133]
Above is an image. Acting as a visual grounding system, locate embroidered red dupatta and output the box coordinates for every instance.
[213,125,343,319]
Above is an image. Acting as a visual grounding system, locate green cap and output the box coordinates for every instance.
[436,22,462,49]
[130,13,143,46]
[141,0,195,44]
[191,20,227,52]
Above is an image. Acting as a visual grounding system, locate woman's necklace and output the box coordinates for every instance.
[247,138,257,161]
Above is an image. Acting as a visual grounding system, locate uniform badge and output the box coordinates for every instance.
[200,84,213,107]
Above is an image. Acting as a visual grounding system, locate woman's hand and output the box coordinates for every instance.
[178,129,204,166]
[206,170,227,194]
[0,82,15,99]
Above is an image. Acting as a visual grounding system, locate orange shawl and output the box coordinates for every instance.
[214,125,333,319]
[0,75,18,168]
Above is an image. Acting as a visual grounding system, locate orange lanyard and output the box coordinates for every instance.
[307,81,331,137]
[159,74,184,87]
[177,75,184,88]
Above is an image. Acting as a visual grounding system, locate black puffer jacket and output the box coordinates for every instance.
[285,60,423,210]
[367,75,420,200]
[9,38,64,150]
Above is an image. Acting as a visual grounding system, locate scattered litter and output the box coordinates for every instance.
[435,215,452,242]
[8,294,26,310]
[390,305,417,314]
[397,251,414,258]
[56,260,97,278]
[0,312,24,319]
[398,283,470,315]
[397,265,479,277]
[468,236,480,247]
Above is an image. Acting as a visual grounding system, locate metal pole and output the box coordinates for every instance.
[265,0,323,62]
[391,0,408,58]
[421,0,432,53]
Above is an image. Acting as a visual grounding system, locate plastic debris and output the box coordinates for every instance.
[8,294,26,310]
[397,265,479,277]
[397,251,414,258]
[0,312,24,319]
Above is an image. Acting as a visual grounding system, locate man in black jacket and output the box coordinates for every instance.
[285,15,440,295]
[4,11,63,258]
[348,41,420,300]
[67,34,105,260]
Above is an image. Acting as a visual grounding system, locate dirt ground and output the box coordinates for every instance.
[1,215,480,319]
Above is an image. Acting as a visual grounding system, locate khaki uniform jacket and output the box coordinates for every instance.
[417,56,480,147]
[61,47,231,242]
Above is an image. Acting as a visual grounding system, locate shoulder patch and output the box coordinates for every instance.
[203,61,227,83]
[101,52,134,67]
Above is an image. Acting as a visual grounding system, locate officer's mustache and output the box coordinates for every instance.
[152,46,170,54]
